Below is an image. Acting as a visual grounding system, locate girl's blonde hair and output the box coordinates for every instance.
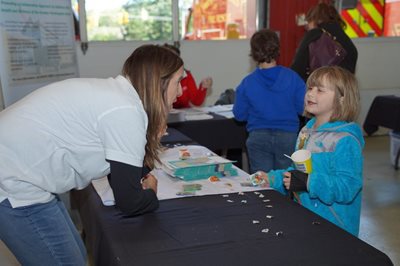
[305,66,360,122]
[122,44,183,168]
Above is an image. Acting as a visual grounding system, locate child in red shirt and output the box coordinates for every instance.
[164,44,212,108]
[174,70,212,108]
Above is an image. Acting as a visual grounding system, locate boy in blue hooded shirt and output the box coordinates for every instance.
[233,29,306,173]
[262,66,364,236]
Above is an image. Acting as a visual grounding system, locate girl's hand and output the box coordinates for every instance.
[141,173,158,194]
[283,172,292,190]
[256,171,270,187]
[200,77,213,89]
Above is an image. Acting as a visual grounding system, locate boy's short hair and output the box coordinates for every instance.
[250,29,280,64]
[305,66,360,122]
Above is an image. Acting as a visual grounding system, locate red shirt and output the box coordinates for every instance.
[173,70,207,108]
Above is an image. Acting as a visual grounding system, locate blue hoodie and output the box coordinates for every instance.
[268,118,365,236]
[233,66,305,132]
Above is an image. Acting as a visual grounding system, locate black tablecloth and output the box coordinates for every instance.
[161,128,196,147]
[168,113,247,151]
[363,95,400,135]
[72,186,393,266]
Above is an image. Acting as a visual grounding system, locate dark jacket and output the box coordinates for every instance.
[291,22,358,81]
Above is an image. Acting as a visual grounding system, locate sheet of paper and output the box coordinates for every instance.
[193,104,233,113]
[156,167,268,200]
[214,110,234,118]
[170,106,234,119]
[184,113,213,121]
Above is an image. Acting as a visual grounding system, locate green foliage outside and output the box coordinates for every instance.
[122,0,173,41]
[86,0,193,41]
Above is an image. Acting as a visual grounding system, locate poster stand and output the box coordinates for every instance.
[0,0,78,109]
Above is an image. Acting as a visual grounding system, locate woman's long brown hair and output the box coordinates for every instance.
[122,44,183,168]
[306,2,346,29]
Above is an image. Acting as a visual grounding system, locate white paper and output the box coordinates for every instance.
[214,110,234,118]
[92,145,269,206]
[169,106,234,120]
[184,113,213,120]
[193,104,233,113]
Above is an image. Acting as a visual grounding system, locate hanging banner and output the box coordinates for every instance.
[0,0,78,108]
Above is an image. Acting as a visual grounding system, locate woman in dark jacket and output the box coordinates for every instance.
[291,3,358,81]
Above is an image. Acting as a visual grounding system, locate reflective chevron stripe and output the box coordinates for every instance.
[341,0,384,38]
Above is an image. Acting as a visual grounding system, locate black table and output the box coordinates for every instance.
[363,95,400,169]
[161,127,196,148]
[168,113,248,169]
[363,95,400,136]
[71,185,393,266]
[168,113,247,152]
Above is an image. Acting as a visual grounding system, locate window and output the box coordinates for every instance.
[182,0,257,40]
[74,0,259,41]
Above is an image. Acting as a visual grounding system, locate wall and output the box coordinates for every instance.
[76,37,400,133]
[76,39,254,105]
[355,37,400,134]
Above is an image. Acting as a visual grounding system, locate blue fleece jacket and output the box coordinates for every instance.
[233,66,305,132]
[268,118,365,236]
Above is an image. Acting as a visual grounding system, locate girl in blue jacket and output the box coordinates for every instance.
[263,66,364,236]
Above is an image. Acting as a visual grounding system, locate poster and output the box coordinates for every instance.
[0,0,78,108]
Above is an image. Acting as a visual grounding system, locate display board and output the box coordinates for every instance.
[0,0,78,109]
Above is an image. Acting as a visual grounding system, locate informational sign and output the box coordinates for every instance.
[0,0,78,108]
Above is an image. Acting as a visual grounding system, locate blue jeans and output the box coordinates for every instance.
[0,196,86,265]
[247,129,297,173]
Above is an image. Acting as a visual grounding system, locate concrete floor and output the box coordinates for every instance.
[358,135,400,265]
[0,135,399,265]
